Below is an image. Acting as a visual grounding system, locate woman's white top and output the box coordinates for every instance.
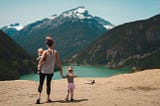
[41,50,56,74]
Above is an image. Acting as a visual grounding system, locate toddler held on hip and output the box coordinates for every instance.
[36,48,44,73]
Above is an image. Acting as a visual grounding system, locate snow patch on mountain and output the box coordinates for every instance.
[48,14,57,19]
[74,7,86,14]
[7,23,24,31]
[61,6,92,19]
[104,25,114,30]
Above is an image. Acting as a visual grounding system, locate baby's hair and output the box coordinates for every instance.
[37,48,44,52]
[37,48,44,56]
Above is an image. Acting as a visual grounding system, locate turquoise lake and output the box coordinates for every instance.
[20,66,132,81]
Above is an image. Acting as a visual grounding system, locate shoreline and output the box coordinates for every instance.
[19,66,133,81]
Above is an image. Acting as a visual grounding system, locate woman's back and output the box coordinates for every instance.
[41,50,56,74]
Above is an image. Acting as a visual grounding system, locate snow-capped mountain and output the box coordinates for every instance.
[60,6,92,19]
[2,7,113,37]
[57,6,114,30]
[10,6,114,61]
[36,6,114,30]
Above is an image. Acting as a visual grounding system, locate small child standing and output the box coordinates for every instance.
[63,66,77,101]
[36,48,44,73]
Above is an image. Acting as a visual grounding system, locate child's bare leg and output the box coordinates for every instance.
[70,89,74,100]
[65,90,69,101]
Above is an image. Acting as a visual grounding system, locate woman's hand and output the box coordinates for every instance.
[60,70,63,78]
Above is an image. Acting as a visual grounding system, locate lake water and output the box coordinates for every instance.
[20,66,132,81]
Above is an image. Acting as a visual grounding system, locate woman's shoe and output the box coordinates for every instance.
[36,99,40,104]
[47,99,52,103]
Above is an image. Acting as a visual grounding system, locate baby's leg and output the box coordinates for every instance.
[65,90,69,101]
[70,89,74,100]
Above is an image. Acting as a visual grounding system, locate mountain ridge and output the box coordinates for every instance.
[70,14,160,70]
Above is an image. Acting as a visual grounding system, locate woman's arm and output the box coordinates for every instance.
[55,50,63,77]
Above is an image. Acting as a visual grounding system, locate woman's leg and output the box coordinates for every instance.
[37,73,45,103]
[46,73,53,101]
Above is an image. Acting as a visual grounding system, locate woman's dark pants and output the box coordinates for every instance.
[38,73,53,95]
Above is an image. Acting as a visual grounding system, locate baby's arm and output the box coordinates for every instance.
[36,57,40,61]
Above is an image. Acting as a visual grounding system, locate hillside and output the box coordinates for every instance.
[0,30,36,81]
[0,69,160,106]
[70,14,160,70]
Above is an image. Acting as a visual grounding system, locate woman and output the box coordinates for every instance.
[36,36,63,104]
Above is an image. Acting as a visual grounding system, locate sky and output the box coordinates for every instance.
[0,0,160,27]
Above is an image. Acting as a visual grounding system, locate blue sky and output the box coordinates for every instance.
[0,0,159,27]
